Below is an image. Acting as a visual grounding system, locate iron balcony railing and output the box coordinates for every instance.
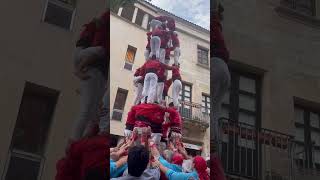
[167,97,210,126]
[217,117,294,180]
[291,141,320,179]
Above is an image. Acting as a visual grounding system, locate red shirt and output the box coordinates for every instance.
[163,79,173,96]
[79,21,96,46]
[211,14,229,63]
[92,11,108,51]
[171,33,180,50]
[166,107,182,133]
[158,64,167,82]
[152,28,170,48]
[55,135,109,180]
[126,104,166,131]
[211,153,226,180]
[143,59,163,77]
[134,67,141,77]
[155,16,176,31]
[172,66,181,80]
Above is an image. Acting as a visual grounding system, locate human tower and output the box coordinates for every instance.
[123,16,184,148]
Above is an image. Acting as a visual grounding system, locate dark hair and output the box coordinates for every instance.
[128,145,150,177]
[85,167,106,180]
[169,102,174,107]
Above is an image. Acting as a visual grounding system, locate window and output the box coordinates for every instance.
[219,70,261,178]
[293,104,320,170]
[202,94,211,115]
[179,82,192,118]
[135,9,145,26]
[43,0,76,29]
[281,0,316,16]
[112,88,128,121]
[197,46,209,66]
[120,3,135,21]
[5,82,59,179]
[124,45,137,71]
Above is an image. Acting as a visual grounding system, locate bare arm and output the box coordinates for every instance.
[115,155,128,168]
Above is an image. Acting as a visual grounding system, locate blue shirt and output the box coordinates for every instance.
[165,169,199,180]
[110,159,128,178]
[159,156,182,172]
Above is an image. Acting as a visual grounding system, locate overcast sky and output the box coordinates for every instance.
[150,0,210,30]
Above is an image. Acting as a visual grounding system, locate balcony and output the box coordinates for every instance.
[178,101,210,132]
[217,118,294,180]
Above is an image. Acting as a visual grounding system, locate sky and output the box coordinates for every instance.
[149,0,210,30]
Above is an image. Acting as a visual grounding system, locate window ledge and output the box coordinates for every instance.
[110,11,149,32]
[196,63,209,70]
[275,6,320,28]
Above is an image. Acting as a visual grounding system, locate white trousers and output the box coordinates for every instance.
[134,83,143,105]
[172,79,182,107]
[156,82,164,103]
[142,73,158,103]
[174,47,181,65]
[150,36,161,59]
[144,49,150,61]
[160,48,166,63]
[71,68,106,140]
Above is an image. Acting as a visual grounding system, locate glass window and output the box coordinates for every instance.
[120,3,135,21]
[239,94,256,111]
[311,131,320,146]
[44,0,75,29]
[218,71,260,178]
[5,82,59,180]
[202,94,210,115]
[294,104,320,169]
[294,127,305,142]
[239,76,256,93]
[135,8,145,26]
[124,45,137,71]
[310,112,319,128]
[239,112,255,126]
[11,82,59,155]
[294,107,305,124]
[112,88,128,121]
[197,47,209,65]
[5,153,42,180]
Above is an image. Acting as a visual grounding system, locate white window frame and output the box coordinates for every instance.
[2,149,45,180]
[41,0,77,30]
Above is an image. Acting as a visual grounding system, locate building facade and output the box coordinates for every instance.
[216,0,320,179]
[0,0,106,179]
[109,1,210,157]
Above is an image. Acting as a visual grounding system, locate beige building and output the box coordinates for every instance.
[109,1,210,157]
[216,0,320,180]
[0,0,106,179]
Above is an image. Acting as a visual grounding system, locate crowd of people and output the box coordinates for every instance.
[110,134,210,180]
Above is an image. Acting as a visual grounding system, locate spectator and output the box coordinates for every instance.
[111,145,160,180]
